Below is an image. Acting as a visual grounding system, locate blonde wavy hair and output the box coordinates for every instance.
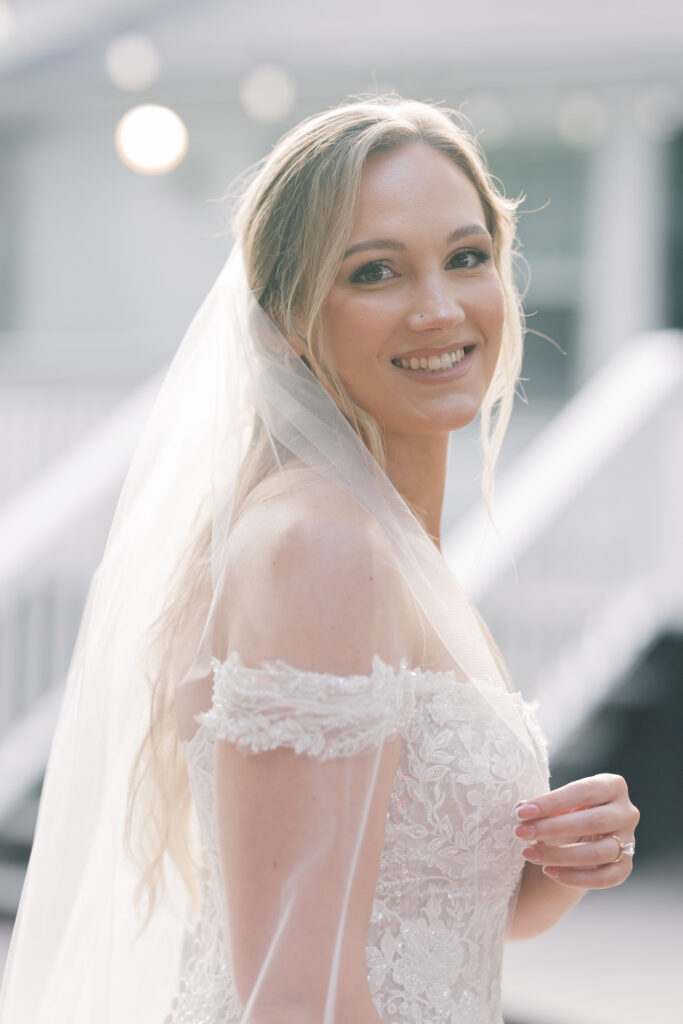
[124,94,528,927]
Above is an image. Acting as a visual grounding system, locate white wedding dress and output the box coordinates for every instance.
[165,651,550,1024]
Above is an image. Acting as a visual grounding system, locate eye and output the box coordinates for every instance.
[349,260,395,285]
[448,247,492,270]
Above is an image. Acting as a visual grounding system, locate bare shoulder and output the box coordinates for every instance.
[223,478,414,673]
[229,473,392,573]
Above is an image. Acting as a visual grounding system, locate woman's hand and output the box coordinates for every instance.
[514,772,640,889]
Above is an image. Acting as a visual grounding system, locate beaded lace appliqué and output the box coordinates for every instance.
[165,654,550,1024]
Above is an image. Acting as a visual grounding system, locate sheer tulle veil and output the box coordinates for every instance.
[0,98,542,1023]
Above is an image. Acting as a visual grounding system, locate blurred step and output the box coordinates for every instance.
[549,630,683,862]
[0,784,40,917]
[0,861,26,918]
[503,855,683,1024]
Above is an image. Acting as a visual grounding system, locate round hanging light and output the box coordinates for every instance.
[634,83,683,141]
[114,104,188,176]
[115,104,188,175]
[0,0,17,44]
[239,64,297,124]
[105,32,161,92]
[463,93,511,149]
[555,93,607,149]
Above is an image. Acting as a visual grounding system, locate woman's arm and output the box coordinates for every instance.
[215,736,394,1021]
[506,773,639,941]
[466,610,640,941]
[506,861,588,940]
[213,497,412,1020]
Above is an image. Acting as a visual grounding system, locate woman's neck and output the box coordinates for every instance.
[384,432,449,550]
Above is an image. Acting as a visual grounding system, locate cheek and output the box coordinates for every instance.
[320,293,393,375]
[475,281,506,377]
[477,277,506,332]
[330,291,395,333]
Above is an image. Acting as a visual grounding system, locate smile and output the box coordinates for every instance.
[391,346,475,377]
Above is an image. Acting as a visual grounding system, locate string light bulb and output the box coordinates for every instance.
[115,104,188,175]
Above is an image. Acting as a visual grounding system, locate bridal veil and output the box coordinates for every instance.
[0,98,538,1023]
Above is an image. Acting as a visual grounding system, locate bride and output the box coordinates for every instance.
[0,96,639,1023]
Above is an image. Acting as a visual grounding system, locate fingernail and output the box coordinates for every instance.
[514,803,540,820]
[543,866,559,878]
[523,847,540,862]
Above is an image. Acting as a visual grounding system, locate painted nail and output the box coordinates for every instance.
[514,803,540,820]
[515,824,536,838]
[543,866,559,878]
[522,847,540,862]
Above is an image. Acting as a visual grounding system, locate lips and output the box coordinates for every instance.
[391,343,475,365]
[391,345,476,380]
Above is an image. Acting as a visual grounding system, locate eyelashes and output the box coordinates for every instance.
[349,248,492,285]
[350,262,394,285]
[450,248,492,270]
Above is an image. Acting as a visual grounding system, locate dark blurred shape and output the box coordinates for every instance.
[490,141,586,401]
[519,308,576,401]
[550,630,683,862]
[667,130,683,330]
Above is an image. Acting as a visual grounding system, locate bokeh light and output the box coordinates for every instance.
[114,104,188,175]
[462,93,511,149]
[556,92,608,148]
[105,33,161,92]
[239,64,298,123]
[0,0,16,45]
[634,83,683,140]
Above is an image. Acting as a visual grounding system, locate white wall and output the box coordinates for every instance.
[8,100,249,333]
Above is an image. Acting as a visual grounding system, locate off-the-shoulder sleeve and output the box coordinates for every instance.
[196,651,417,760]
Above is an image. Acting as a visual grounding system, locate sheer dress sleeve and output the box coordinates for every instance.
[199,652,417,760]
[194,501,421,1024]
[193,654,418,1024]
[192,655,417,1024]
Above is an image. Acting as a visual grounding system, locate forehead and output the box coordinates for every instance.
[351,142,487,234]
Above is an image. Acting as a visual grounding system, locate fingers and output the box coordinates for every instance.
[514,773,640,891]
[515,806,615,842]
[514,773,640,846]
[515,772,628,821]
[521,835,634,869]
[539,861,633,889]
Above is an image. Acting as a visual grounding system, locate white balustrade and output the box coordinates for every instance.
[0,332,681,818]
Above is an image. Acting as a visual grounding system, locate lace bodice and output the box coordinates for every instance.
[166,654,550,1024]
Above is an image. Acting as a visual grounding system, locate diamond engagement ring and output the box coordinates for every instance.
[607,834,636,863]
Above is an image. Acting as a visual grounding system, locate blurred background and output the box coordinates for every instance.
[0,1,682,1021]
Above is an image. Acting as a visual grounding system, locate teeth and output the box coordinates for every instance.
[397,348,468,372]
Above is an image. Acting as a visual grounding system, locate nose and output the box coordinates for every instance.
[406,277,466,331]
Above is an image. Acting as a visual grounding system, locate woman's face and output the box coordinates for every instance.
[319,142,505,441]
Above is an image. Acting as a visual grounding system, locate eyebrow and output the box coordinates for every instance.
[342,223,491,261]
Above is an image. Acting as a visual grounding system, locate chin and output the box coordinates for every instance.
[451,412,479,432]
[438,400,484,434]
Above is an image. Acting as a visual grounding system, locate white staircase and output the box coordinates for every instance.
[0,330,681,919]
